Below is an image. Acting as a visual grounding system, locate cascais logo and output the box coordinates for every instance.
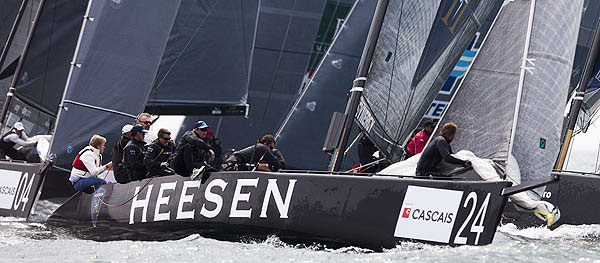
[407,208,454,224]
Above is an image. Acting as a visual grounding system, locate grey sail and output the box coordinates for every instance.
[146,0,260,116]
[0,0,86,135]
[49,0,181,170]
[274,0,377,170]
[438,0,583,190]
[358,0,499,160]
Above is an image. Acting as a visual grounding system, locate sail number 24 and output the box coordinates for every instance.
[454,192,491,245]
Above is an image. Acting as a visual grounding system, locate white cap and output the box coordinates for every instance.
[13,122,24,131]
[121,124,133,134]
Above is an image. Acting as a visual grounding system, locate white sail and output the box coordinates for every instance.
[438,0,583,194]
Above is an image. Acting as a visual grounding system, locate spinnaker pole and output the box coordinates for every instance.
[329,0,389,172]
[0,0,45,128]
[555,17,600,170]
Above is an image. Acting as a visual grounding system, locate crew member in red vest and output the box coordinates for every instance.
[406,119,438,157]
[69,135,113,192]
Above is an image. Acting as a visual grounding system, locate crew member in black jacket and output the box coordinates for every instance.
[122,125,147,181]
[416,122,470,176]
[144,128,175,177]
[224,135,282,172]
[172,121,213,177]
[113,124,133,183]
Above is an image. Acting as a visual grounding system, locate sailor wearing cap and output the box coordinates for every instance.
[0,122,37,160]
[112,124,133,183]
[406,119,438,157]
[172,120,214,178]
[122,125,148,182]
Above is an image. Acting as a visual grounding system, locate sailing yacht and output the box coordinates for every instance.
[45,0,518,249]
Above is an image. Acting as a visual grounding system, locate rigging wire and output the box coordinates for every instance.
[249,0,297,164]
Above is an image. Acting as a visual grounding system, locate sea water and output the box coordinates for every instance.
[0,200,599,263]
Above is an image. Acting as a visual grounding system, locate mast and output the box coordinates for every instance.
[329,0,390,172]
[0,0,45,128]
[555,17,600,170]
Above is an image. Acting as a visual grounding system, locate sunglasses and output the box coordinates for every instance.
[141,121,152,125]
[160,136,171,141]
[199,128,208,132]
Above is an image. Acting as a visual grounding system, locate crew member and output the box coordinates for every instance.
[224,135,281,172]
[205,129,223,170]
[70,135,113,193]
[0,122,37,160]
[112,124,133,183]
[122,125,147,181]
[136,112,157,145]
[172,121,214,177]
[144,128,175,177]
[406,119,438,157]
[416,122,470,176]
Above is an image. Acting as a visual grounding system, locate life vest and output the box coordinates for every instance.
[72,148,92,171]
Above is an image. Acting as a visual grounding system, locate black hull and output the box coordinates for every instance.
[48,171,510,249]
[503,171,600,229]
[0,161,48,218]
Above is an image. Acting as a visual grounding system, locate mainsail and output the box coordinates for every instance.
[274,0,377,170]
[438,0,582,190]
[146,0,260,116]
[357,0,499,160]
[49,0,181,170]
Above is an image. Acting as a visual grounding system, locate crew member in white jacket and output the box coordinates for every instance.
[70,135,113,192]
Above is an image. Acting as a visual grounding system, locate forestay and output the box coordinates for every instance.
[358,0,499,160]
[437,0,583,194]
[49,0,182,170]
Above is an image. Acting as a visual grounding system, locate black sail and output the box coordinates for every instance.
[49,0,181,170]
[146,0,260,116]
[0,0,86,136]
[177,0,326,153]
[274,0,377,170]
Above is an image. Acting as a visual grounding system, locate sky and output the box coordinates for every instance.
[564,117,600,173]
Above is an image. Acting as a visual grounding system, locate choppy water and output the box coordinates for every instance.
[1,200,599,263]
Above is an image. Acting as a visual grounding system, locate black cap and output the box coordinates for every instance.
[424,120,436,128]
[130,125,148,135]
